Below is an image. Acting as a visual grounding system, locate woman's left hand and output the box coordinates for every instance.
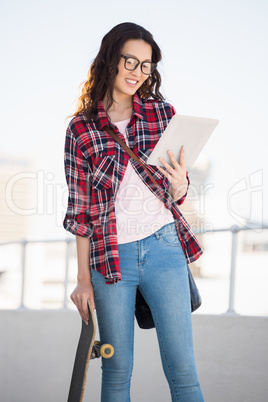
[157,147,188,202]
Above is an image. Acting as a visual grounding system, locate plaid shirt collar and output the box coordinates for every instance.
[96,93,145,129]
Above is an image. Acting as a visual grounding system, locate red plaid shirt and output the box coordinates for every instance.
[63,93,203,283]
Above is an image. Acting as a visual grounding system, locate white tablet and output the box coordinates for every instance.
[146,114,219,169]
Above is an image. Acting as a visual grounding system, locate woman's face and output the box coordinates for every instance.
[113,39,152,99]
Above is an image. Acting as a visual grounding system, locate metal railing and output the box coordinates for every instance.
[194,224,268,314]
[0,224,267,313]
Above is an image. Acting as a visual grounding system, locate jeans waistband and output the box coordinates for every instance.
[153,221,176,238]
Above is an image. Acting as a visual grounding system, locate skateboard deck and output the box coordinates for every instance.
[67,300,114,402]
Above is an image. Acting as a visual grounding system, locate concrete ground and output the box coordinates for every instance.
[0,310,267,402]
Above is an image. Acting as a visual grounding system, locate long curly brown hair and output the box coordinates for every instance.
[73,22,165,122]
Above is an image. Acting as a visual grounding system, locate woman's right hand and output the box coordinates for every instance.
[70,279,95,325]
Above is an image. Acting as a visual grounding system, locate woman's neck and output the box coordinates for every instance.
[103,92,133,122]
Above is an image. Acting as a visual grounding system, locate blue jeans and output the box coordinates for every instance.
[91,221,204,402]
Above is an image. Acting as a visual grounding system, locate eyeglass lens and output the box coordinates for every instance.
[124,57,155,74]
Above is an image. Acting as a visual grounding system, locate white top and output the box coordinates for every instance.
[113,118,174,244]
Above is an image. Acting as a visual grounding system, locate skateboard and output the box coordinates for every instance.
[67,300,114,402]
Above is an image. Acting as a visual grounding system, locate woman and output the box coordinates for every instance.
[63,22,204,402]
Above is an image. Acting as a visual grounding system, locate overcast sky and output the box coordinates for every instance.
[1,0,267,238]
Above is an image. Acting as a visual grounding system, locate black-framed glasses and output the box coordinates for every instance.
[121,55,157,75]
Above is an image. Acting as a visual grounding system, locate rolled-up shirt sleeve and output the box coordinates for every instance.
[63,125,94,237]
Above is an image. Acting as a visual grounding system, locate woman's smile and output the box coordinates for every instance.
[125,78,138,87]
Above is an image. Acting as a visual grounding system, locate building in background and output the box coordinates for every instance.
[0,154,36,308]
[0,154,35,243]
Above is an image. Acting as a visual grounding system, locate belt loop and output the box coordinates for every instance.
[155,232,160,239]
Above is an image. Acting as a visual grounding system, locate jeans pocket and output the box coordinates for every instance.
[159,230,180,247]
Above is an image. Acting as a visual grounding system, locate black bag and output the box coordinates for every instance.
[135,265,202,329]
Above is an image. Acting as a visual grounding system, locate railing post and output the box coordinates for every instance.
[19,239,28,309]
[226,225,239,314]
[63,238,71,309]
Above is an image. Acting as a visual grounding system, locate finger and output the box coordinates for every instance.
[81,296,90,325]
[157,165,168,177]
[179,146,186,168]
[157,165,173,181]
[71,293,89,325]
[87,295,95,312]
[89,297,96,312]
[158,157,174,176]
[167,150,180,169]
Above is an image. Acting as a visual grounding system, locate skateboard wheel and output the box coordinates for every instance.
[100,344,114,359]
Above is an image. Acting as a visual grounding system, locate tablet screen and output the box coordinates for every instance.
[146,114,219,169]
